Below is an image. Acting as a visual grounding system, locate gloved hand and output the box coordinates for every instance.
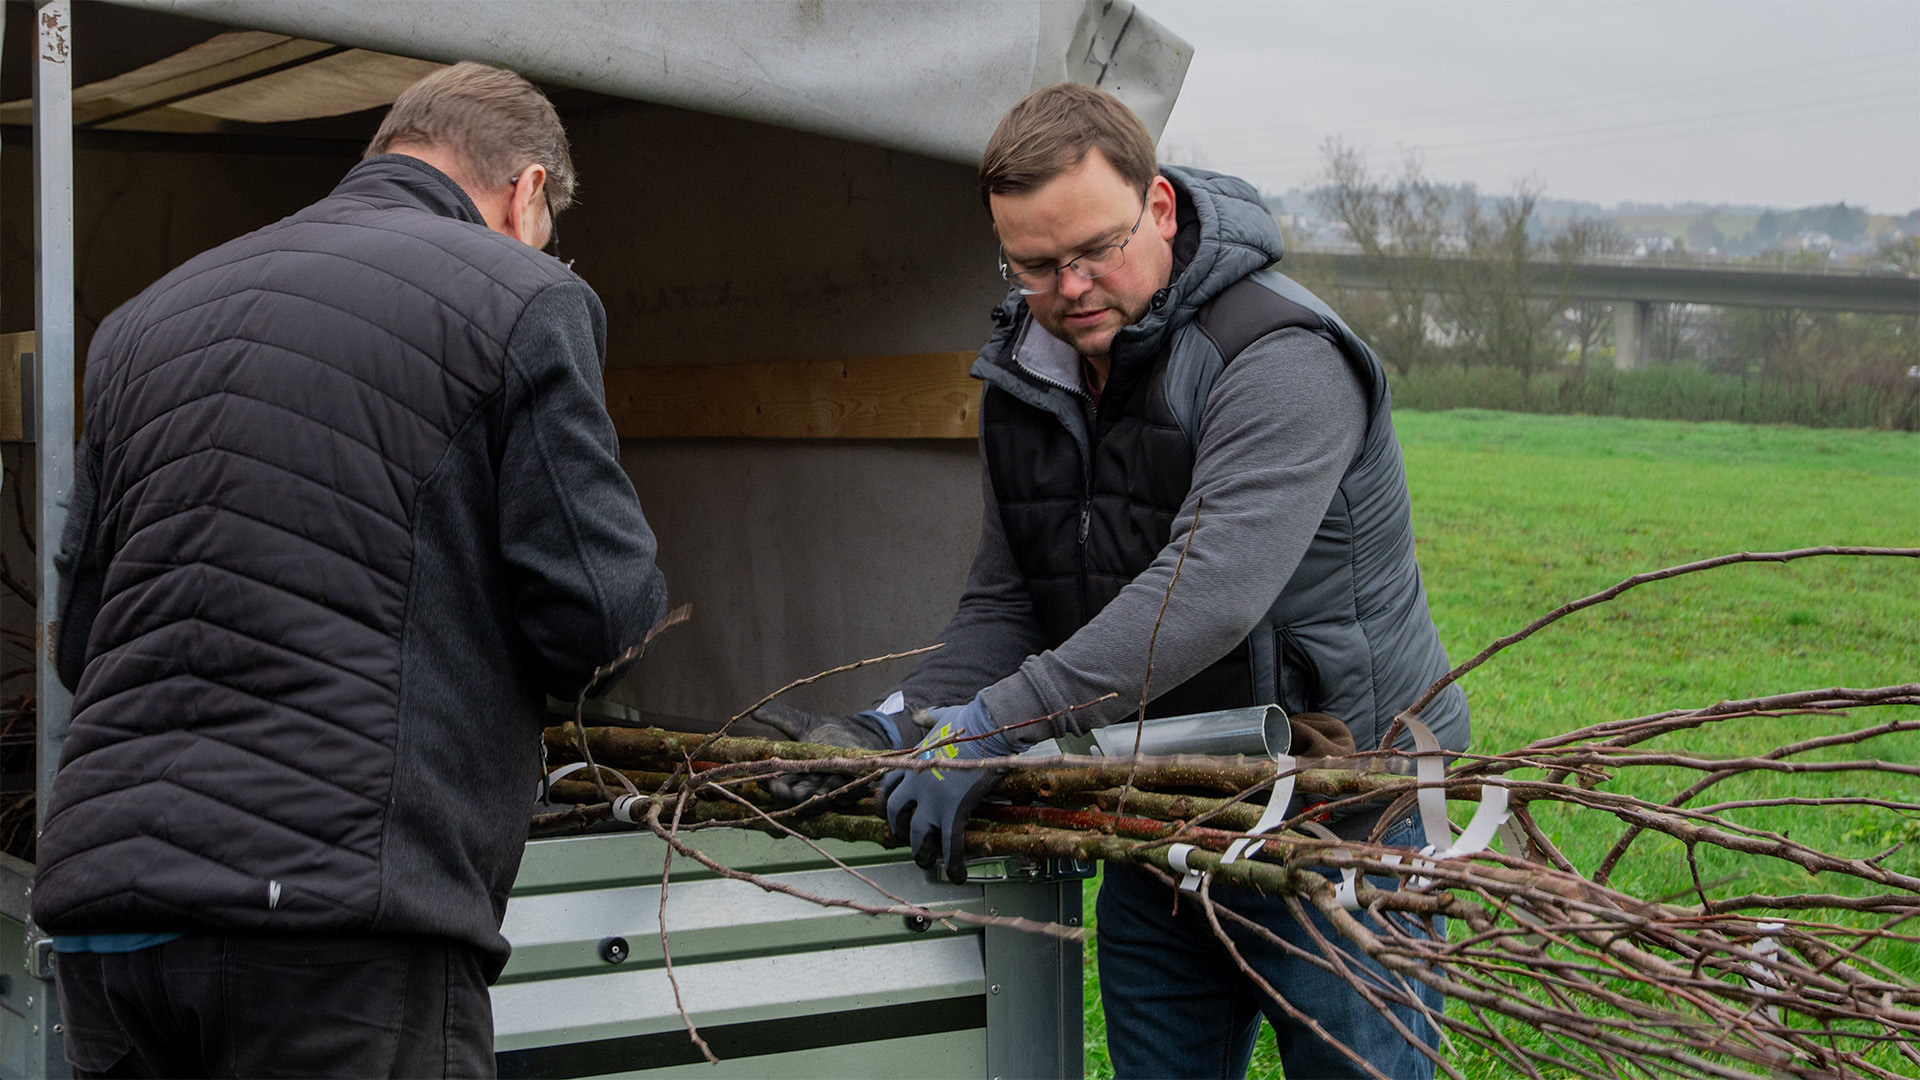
[878,697,1013,884]
[752,701,909,809]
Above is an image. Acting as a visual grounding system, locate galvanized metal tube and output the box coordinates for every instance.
[1089,705,1290,760]
[34,0,75,836]
[29,8,75,1076]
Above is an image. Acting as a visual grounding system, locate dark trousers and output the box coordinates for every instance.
[53,933,495,1079]
[1098,813,1445,1079]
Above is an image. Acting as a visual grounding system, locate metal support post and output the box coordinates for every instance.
[1612,299,1651,370]
[27,3,75,1077]
[981,878,1086,1080]
[32,0,74,840]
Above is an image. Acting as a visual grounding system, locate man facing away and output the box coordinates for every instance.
[759,84,1469,1078]
[32,63,668,1078]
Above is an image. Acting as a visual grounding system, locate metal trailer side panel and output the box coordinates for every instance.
[0,911,30,1080]
[495,831,1083,1080]
[0,854,46,1080]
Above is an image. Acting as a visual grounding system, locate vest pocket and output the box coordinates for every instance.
[1275,627,1320,717]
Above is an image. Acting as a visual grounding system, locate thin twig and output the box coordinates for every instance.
[1188,871,1396,1080]
[683,643,946,771]
[650,791,718,1063]
[1116,495,1201,825]
[1394,546,1920,728]
[700,782,959,932]
[572,604,693,800]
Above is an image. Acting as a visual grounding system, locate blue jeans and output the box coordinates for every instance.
[1097,814,1444,1079]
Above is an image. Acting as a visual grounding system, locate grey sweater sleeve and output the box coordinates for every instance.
[498,280,669,699]
[893,456,1053,710]
[977,327,1367,740]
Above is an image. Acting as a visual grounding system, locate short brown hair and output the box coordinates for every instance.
[978,83,1157,208]
[367,62,577,213]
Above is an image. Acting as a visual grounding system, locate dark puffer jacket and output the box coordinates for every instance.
[33,155,667,977]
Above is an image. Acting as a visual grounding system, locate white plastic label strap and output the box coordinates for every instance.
[1448,784,1511,856]
[1748,921,1785,1025]
[1299,820,1358,909]
[542,760,642,817]
[1297,820,1408,912]
[1400,717,1511,888]
[543,761,591,790]
[1168,843,1200,877]
[1496,820,1530,862]
[1175,753,1299,892]
[1402,717,1452,853]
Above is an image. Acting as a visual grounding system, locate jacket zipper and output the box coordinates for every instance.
[1012,347,1098,613]
[1077,402,1095,620]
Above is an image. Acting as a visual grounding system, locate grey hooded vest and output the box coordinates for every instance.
[977,167,1467,753]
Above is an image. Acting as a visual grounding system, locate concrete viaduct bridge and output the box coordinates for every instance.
[1283,251,1920,369]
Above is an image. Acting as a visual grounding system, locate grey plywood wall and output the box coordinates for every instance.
[560,98,1006,718]
[0,95,1007,724]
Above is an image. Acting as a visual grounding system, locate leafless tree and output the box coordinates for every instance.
[1550,220,1629,370]
[1442,183,1566,379]
[1312,140,1454,376]
[1648,302,1700,366]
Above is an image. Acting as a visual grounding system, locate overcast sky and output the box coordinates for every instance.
[1152,0,1920,214]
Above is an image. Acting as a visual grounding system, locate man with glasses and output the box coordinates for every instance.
[761,83,1466,1078]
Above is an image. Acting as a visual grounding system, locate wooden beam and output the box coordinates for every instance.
[603,352,982,439]
[0,36,343,132]
[0,341,984,442]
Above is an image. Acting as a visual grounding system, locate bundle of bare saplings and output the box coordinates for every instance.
[538,548,1920,1080]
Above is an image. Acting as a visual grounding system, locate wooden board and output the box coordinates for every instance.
[0,332,29,442]
[0,341,983,442]
[603,351,981,439]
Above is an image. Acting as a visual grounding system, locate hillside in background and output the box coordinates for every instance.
[1269,185,1919,266]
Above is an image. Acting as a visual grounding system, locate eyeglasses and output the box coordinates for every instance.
[999,191,1150,296]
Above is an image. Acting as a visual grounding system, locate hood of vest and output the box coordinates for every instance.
[973,165,1285,401]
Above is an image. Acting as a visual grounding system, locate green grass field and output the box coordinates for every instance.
[1083,409,1920,1077]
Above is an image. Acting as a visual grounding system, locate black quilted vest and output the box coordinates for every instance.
[981,293,1324,718]
[980,324,1247,719]
[33,157,594,972]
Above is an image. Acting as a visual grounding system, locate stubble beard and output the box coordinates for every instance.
[1042,300,1127,364]
[1065,322,1115,363]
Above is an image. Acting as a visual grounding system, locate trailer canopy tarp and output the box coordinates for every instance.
[83,0,1191,160]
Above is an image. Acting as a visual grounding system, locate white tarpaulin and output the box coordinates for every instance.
[101,0,1193,163]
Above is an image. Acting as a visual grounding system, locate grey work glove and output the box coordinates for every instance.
[878,699,1009,884]
[752,702,908,809]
